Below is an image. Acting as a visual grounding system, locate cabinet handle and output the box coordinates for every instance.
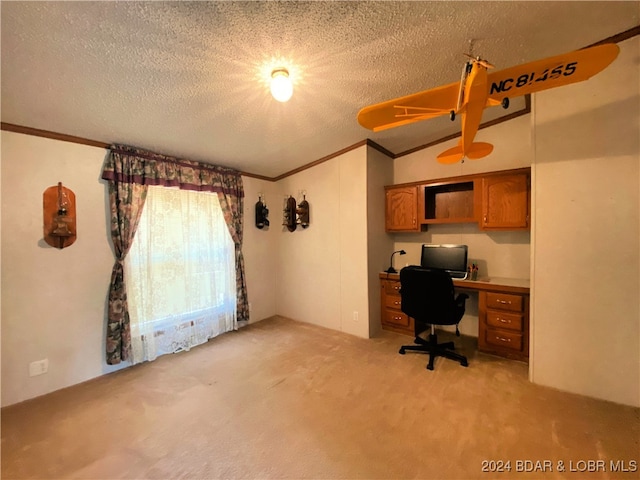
[497,299,512,305]
[413,217,416,225]
[394,285,400,291]
[496,336,511,343]
[498,317,511,324]
[394,301,401,306]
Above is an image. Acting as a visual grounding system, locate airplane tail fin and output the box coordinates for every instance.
[437,142,494,164]
[437,146,465,164]
[466,142,494,159]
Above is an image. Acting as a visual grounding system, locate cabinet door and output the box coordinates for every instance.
[480,173,529,230]
[385,186,419,231]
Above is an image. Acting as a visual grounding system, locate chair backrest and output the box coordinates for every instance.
[399,266,460,326]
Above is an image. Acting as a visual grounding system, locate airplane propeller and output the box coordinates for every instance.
[463,53,494,69]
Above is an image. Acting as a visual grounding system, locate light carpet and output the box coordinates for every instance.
[2,316,638,479]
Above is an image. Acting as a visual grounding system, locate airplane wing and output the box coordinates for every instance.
[487,43,619,100]
[357,81,459,132]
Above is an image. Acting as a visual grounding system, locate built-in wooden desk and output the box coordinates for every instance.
[452,277,530,294]
[379,273,530,362]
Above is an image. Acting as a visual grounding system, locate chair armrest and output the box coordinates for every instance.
[455,293,469,307]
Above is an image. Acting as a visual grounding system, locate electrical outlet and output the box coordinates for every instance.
[29,359,48,377]
[353,311,359,322]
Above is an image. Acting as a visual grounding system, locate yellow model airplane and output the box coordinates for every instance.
[357,43,620,164]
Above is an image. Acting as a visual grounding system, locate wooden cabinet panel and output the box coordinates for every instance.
[423,181,476,224]
[486,311,523,332]
[484,329,523,352]
[382,280,402,296]
[478,290,529,362]
[380,277,413,335]
[382,310,410,328]
[385,186,419,232]
[383,168,530,232]
[384,294,403,310]
[486,292,523,312]
[480,173,530,230]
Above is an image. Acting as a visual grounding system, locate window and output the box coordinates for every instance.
[125,186,236,364]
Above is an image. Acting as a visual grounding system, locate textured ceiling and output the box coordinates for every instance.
[2,1,638,178]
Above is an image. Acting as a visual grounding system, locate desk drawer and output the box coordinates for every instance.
[384,295,402,311]
[382,280,402,296]
[486,310,523,332]
[486,292,523,312]
[485,329,523,352]
[382,309,410,328]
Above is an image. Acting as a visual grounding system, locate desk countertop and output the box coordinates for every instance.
[453,277,530,294]
[379,272,530,294]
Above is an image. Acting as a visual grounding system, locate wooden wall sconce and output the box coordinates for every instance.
[282,193,311,232]
[282,195,297,232]
[43,182,77,249]
[296,194,310,228]
[255,195,270,229]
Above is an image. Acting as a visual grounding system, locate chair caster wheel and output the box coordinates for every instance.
[427,364,434,371]
[399,347,405,354]
[461,360,469,367]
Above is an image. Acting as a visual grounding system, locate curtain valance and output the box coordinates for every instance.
[102,144,244,197]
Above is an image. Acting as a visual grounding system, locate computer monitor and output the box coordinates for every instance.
[420,244,468,279]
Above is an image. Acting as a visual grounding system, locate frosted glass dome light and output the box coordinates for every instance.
[270,68,293,102]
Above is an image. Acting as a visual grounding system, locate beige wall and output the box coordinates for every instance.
[530,36,639,407]
[241,176,279,323]
[393,114,533,185]
[0,134,281,406]
[1,134,124,407]
[0,134,374,406]
[366,146,395,337]
[275,146,371,338]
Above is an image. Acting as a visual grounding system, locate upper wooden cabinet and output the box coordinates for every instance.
[384,168,530,232]
[480,172,530,230]
[385,185,419,231]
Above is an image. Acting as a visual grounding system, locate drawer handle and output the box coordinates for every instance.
[496,336,511,343]
[393,285,400,291]
[498,318,511,324]
[497,299,512,305]
[394,316,402,321]
[394,301,401,306]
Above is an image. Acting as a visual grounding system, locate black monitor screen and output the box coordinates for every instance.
[420,244,468,278]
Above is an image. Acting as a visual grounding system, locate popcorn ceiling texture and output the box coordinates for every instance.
[1,1,637,177]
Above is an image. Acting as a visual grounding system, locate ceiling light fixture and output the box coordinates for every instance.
[270,68,293,102]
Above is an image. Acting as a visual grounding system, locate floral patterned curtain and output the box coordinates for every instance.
[101,144,247,365]
[102,154,148,365]
[215,175,249,324]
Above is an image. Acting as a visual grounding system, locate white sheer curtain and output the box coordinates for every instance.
[125,186,237,364]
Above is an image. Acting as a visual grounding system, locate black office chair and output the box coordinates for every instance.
[398,266,469,370]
